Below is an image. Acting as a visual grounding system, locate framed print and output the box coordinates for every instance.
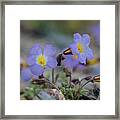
[0,0,119,119]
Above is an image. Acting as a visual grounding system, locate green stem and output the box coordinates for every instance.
[32,78,60,91]
[32,73,60,91]
[52,68,54,83]
[69,73,72,86]
[44,77,60,91]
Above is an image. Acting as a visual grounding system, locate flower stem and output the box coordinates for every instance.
[69,72,72,86]
[32,78,60,91]
[52,68,54,83]
[44,77,60,91]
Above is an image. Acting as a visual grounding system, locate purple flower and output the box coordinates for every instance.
[21,68,39,81]
[70,33,94,64]
[27,44,57,76]
[21,68,32,81]
[63,54,85,69]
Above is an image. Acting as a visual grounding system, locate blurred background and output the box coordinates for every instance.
[20,20,100,56]
[20,20,100,93]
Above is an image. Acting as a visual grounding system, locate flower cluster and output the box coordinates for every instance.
[21,44,57,81]
[63,33,94,69]
[21,33,94,81]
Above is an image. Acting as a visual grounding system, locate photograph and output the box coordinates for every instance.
[2,1,118,119]
[20,20,100,100]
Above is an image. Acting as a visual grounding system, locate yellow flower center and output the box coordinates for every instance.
[37,55,46,67]
[77,43,84,53]
[73,54,78,60]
